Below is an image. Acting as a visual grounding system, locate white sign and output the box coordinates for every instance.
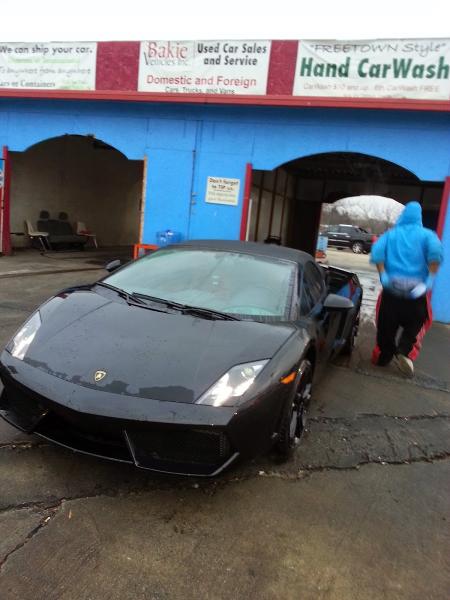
[294,39,450,100]
[0,42,97,90]
[138,40,271,95]
[205,177,240,206]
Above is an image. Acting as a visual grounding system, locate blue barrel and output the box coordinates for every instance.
[156,230,182,246]
[316,235,328,253]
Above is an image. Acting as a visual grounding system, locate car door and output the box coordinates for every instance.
[336,226,352,248]
[326,226,340,247]
[301,261,341,366]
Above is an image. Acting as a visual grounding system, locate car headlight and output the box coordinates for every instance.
[6,312,42,360]
[196,360,269,407]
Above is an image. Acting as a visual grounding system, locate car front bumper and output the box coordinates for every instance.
[0,353,283,477]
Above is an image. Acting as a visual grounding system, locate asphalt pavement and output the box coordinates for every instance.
[0,249,449,599]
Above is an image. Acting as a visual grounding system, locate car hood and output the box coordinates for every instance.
[22,288,295,403]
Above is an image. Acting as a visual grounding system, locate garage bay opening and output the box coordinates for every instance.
[246,152,444,255]
[9,135,144,252]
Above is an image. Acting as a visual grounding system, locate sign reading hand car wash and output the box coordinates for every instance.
[294,39,450,100]
[138,40,271,95]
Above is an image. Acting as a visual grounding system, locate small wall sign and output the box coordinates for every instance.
[205,176,240,206]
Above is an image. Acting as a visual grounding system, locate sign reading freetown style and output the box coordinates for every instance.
[294,39,450,100]
[138,40,271,95]
[0,42,97,90]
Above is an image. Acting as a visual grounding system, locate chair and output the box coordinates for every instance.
[24,219,50,251]
[37,211,87,250]
[76,221,98,248]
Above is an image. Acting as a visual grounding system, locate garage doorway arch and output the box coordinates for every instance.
[244,152,445,254]
[8,134,145,251]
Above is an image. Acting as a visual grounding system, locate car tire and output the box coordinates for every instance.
[275,359,312,461]
[352,241,364,254]
[341,315,360,355]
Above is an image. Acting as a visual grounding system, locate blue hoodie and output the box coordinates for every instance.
[370,201,443,283]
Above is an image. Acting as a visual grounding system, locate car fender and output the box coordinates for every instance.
[269,330,316,435]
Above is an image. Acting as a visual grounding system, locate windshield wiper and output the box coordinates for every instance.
[96,282,169,311]
[99,287,238,321]
[131,292,186,310]
[181,305,239,321]
[131,292,239,321]
[96,282,144,303]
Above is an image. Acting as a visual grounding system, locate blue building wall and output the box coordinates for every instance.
[1,98,449,321]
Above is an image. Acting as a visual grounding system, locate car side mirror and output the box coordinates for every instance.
[105,259,122,272]
[323,293,354,311]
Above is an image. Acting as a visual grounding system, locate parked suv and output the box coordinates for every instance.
[323,224,376,254]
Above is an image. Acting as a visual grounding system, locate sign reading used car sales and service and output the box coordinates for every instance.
[294,39,450,100]
[138,40,271,95]
[205,177,241,206]
[0,42,97,90]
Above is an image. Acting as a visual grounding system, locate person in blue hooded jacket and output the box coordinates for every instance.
[370,201,443,377]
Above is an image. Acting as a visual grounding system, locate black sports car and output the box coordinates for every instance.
[0,241,362,476]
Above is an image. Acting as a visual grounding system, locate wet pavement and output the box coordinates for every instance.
[0,252,449,599]
[0,247,132,278]
[326,248,380,325]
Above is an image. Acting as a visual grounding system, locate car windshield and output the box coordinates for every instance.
[103,248,296,321]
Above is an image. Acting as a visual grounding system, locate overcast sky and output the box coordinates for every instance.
[0,0,448,41]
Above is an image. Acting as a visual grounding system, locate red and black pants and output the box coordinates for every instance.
[372,290,432,366]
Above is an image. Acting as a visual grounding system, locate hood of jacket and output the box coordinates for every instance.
[395,201,423,227]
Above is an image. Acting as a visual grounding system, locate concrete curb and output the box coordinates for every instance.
[0,266,104,279]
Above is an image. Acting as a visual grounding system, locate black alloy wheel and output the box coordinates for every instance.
[342,315,359,355]
[352,241,364,254]
[275,359,313,461]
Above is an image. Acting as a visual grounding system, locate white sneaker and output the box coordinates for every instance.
[394,354,414,378]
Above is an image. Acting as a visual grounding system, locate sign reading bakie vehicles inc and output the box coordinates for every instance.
[294,39,450,100]
[138,40,271,95]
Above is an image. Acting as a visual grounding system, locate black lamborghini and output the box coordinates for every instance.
[0,241,362,476]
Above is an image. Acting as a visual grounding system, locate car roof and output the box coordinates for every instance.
[170,239,313,265]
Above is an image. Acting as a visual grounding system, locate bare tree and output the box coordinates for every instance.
[320,196,401,233]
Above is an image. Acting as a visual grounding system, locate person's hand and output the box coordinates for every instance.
[380,271,390,288]
[426,273,435,291]
[410,283,427,299]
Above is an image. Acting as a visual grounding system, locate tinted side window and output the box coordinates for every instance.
[300,272,314,315]
[304,262,325,306]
